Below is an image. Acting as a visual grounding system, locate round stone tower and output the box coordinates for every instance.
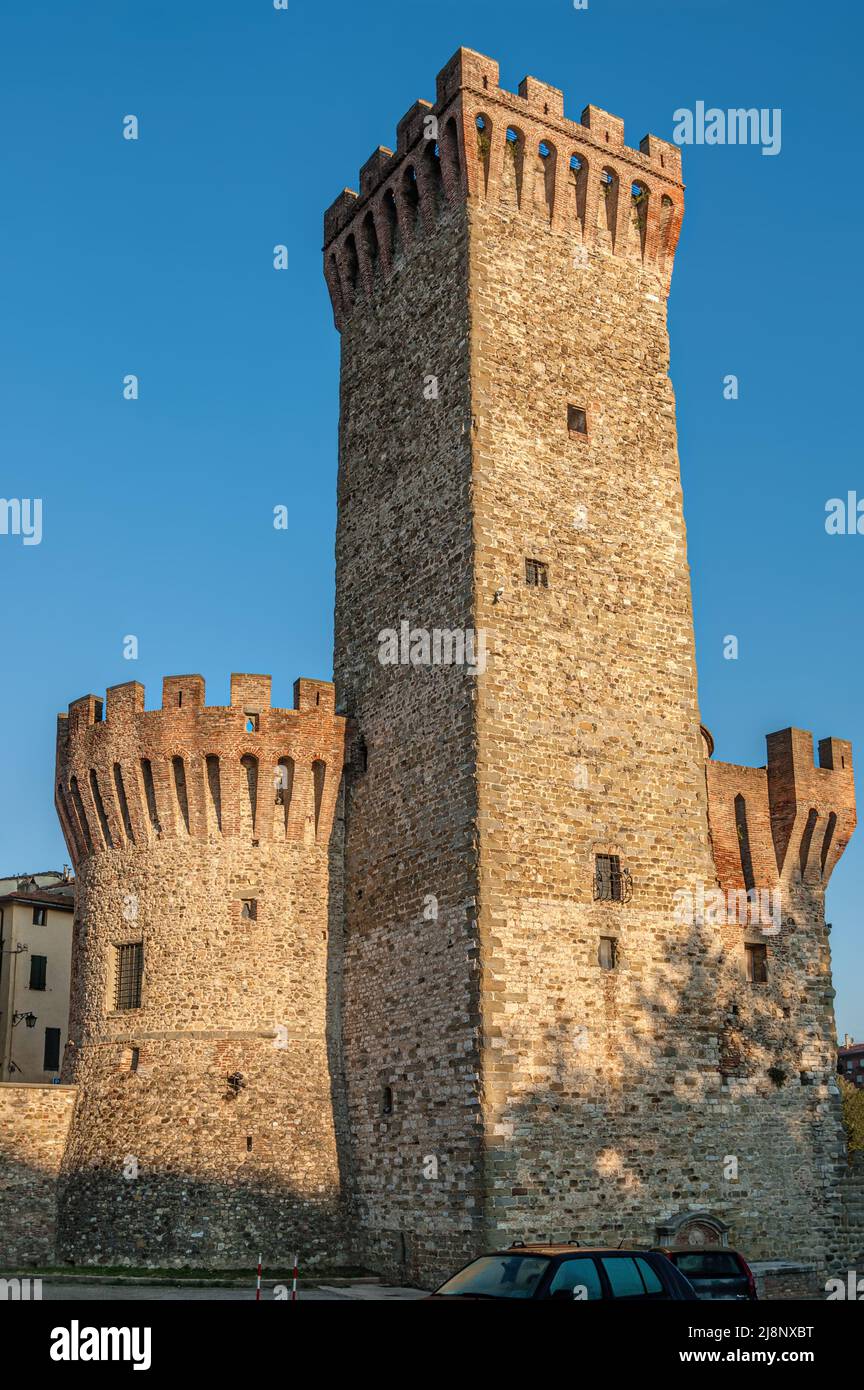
[53,672,348,1268]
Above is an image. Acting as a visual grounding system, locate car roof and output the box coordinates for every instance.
[491,1244,664,1257]
[654,1246,746,1256]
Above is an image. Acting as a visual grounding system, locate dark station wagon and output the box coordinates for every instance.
[428,1243,699,1301]
[654,1247,758,1301]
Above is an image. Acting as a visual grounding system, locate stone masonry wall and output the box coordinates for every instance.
[332,192,486,1284]
[326,47,857,1289]
[0,1083,76,1266]
[54,674,349,1268]
[834,1150,864,1275]
[465,67,854,1281]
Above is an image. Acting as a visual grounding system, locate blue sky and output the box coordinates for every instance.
[1,0,860,1036]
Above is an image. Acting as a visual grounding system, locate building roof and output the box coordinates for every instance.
[0,887,74,911]
[0,869,72,893]
[839,1042,864,1057]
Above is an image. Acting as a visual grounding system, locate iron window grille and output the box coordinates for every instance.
[525,558,549,588]
[593,854,633,903]
[115,942,143,1011]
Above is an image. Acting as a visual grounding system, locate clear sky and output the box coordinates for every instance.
[1,0,860,1036]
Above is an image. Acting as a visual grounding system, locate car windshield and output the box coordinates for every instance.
[435,1254,550,1299]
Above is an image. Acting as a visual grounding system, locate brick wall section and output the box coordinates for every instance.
[0,1083,76,1265]
[706,731,855,894]
[53,674,349,1268]
[326,47,858,1288]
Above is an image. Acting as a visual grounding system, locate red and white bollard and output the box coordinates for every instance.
[256,1253,262,1302]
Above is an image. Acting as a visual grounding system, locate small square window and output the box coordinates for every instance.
[33,906,47,926]
[525,558,548,588]
[245,711,259,733]
[598,937,618,971]
[568,405,588,436]
[745,943,768,984]
[240,898,257,921]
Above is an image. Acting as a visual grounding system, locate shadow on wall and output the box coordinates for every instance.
[0,1146,64,1267]
[473,910,855,1295]
[56,1166,346,1270]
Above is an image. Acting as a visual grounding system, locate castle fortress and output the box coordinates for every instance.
[1,48,860,1290]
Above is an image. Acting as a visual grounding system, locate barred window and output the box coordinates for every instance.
[525,558,548,588]
[595,853,624,902]
[115,943,144,1011]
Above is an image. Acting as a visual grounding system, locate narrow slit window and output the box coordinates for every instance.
[745,943,768,984]
[381,1085,394,1115]
[598,937,618,971]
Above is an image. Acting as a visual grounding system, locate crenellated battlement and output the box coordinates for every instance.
[706,726,856,894]
[323,46,685,327]
[54,673,347,865]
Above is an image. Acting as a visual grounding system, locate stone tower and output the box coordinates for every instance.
[53,673,347,1267]
[324,47,856,1287]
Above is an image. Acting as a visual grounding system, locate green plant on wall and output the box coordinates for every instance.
[838,1075,864,1152]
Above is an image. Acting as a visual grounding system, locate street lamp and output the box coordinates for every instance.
[12,1012,38,1028]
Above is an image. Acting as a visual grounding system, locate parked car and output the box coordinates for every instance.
[428,1243,699,1300]
[654,1247,757,1300]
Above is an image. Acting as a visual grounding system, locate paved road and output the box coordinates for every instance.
[37,1281,426,1302]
